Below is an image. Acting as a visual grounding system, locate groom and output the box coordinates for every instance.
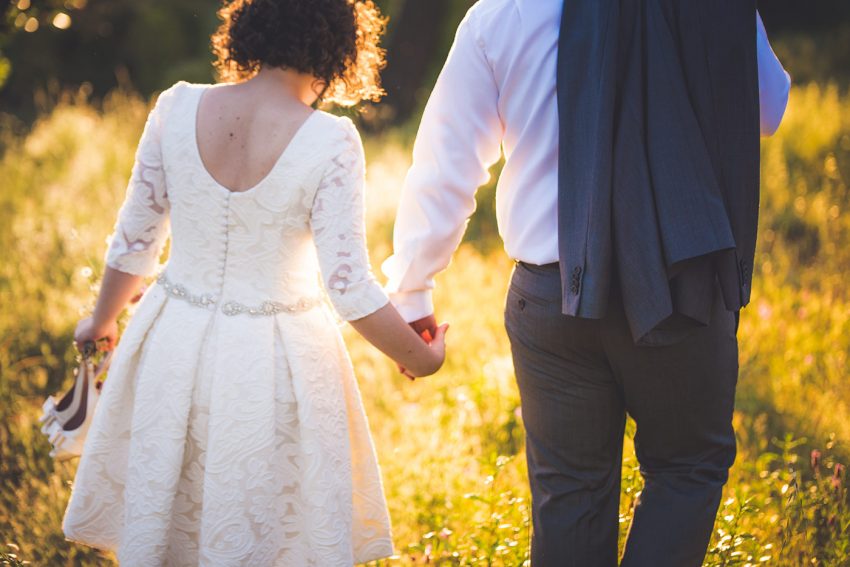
[384,1,790,566]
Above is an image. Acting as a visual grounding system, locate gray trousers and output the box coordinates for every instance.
[504,262,738,567]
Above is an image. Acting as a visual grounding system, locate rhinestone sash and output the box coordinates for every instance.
[156,273,324,316]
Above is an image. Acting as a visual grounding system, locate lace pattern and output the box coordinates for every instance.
[62,82,394,565]
[310,120,390,321]
[104,89,175,277]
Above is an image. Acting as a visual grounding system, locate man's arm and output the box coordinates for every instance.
[757,11,791,136]
[381,7,504,334]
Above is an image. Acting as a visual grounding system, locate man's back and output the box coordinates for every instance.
[382,0,789,323]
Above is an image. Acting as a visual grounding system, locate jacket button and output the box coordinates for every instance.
[570,285,579,294]
[573,266,582,275]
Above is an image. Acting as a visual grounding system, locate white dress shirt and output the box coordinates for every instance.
[382,0,791,322]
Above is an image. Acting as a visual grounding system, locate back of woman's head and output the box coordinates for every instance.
[211,0,386,107]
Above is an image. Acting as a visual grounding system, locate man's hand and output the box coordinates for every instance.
[399,314,439,379]
[409,314,438,341]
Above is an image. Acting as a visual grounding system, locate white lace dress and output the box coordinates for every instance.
[62,81,394,566]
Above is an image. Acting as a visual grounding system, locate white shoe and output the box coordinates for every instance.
[42,349,111,461]
[39,359,91,434]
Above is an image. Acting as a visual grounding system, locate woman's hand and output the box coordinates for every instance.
[405,323,450,379]
[74,317,118,353]
[401,323,450,380]
[349,304,451,381]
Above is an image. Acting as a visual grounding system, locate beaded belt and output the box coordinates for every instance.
[156,273,324,316]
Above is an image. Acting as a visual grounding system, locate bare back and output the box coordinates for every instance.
[195,80,315,193]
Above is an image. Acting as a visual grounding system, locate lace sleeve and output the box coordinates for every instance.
[310,119,389,321]
[103,87,174,277]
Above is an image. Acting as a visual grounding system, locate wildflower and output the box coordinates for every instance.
[831,463,845,490]
[811,449,821,471]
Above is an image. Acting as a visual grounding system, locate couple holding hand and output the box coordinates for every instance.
[64,0,790,565]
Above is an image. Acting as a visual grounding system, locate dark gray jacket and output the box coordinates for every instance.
[556,0,760,345]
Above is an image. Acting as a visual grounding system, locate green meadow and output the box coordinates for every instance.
[1,82,849,565]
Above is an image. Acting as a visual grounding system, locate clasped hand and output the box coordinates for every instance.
[399,314,448,380]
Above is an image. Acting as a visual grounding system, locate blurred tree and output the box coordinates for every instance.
[0,0,847,123]
[759,1,850,87]
[759,0,850,32]
[379,0,451,125]
[0,0,481,124]
[377,0,474,126]
[1,0,219,120]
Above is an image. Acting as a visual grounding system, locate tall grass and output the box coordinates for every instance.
[1,83,849,565]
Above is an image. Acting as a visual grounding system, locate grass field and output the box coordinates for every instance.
[1,82,849,565]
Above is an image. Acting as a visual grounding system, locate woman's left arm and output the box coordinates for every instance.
[74,268,144,351]
[310,119,448,378]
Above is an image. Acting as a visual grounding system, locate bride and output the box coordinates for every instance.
[62,0,448,564]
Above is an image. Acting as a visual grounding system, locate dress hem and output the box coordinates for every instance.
[63,532,116,554]
[355,540,396,564]
[64,532,395,566]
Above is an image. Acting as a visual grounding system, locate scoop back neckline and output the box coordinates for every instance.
[188,82,320,197]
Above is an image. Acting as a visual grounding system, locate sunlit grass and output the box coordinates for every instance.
[1,84,849,565]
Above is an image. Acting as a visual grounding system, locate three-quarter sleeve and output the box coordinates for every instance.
[104,87,174,277]
[310,119,390,321]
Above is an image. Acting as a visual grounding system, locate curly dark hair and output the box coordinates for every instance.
[211,0,387,107]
